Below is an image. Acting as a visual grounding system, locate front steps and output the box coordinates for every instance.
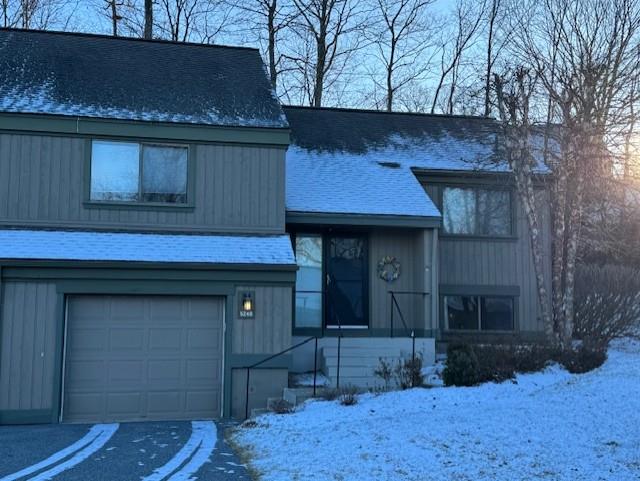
[321,337,435,389]
[248,337,437,418]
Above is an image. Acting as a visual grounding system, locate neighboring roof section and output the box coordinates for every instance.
[0,29,287,129]
[0,230,296,266]
[286,145,441,221]
[284,106,504,173]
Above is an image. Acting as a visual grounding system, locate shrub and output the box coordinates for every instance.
[373,358,394,391]
[374,354,424,390]
[443,342,607,386]
[319,388,340,401]
[338,385,359,406]
[443,343,480,386]
[574,264,640,350]
[394,354,424,389]
[268,398,293,414]
[556,345,607,374]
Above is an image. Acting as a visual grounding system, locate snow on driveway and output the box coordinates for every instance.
[233,340,640,481]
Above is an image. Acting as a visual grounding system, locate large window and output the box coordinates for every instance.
[90,140,188,204]
[443,186,512,236]
[444,295,515,331]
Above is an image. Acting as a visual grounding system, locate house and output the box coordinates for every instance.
[0,29,551,425]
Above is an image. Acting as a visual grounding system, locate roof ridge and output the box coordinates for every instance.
[0,27,260,53]
[282,104,496,121]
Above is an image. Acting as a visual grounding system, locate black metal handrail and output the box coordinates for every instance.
[388,290,430,386]
[243,335,320,419]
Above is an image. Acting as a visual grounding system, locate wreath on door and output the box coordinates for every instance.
[377,256,400,283]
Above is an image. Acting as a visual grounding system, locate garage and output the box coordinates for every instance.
[62,295,225,423]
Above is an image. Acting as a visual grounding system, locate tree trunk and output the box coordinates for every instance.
[268,0,277,87]
[386,40,395,111]
[144,0,153,39]
[110,0,118,36]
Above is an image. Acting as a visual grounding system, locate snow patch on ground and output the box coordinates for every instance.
[233,340,640,481]
[290,372,331,388]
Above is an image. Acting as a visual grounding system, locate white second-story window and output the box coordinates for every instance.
[90,140,188,204]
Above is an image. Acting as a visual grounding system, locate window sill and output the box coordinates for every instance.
[439,234,518,242]
[83,201,195,212]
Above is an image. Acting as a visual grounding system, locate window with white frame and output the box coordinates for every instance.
[444,295,515,331]
[90,140,188,204]
[442,186,512,236]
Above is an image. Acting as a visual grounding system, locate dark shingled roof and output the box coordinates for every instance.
[0,29,288,128]
[283,105,501,166]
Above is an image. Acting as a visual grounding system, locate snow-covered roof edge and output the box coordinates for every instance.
[0,229,296,267]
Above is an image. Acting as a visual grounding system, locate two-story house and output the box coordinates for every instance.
[0,29,551,425]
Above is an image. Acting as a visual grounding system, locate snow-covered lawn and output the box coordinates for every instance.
[232,339,640,481]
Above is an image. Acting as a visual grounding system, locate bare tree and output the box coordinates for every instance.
[2,0,75,28]
[144,0,152,38]
[500,0,640,346]
[290,0,368,107]
[368,0,435,111]
[431,0,486,114]
[494,68,555,340]
[226,0,297,88]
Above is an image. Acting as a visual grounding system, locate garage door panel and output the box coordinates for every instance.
[147,392,183,414]
[110,297,146,321]
[107,392,144,415]
[64,295,224,423]
[66,360,106,389]
[109,328,146,350]
[149,328,183,350]
[186,390,220,413]
[107,360,145,386]
[187,328,222,350]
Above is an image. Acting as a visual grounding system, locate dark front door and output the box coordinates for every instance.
[325,235,368,328]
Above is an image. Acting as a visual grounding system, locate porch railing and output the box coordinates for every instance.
[388,290,430,367]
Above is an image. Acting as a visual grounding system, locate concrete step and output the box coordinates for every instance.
[283,387,324,406]
[328,376,387,389]
[321,355,401,368]
[324,365,385,378]
[327,337,418,348]
[321,347,405,358]
[250,407,270,418]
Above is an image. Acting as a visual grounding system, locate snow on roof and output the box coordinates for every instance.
[286,146,440,218]
[0,29,288,129]
[283,106,551,219]
[0,229,296,265]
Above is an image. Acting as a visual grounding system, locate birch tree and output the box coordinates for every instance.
[500,0,640,346]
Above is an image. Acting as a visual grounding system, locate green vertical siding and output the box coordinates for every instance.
[423,183,552,333]
[0,281,58,411]
[0,132,285,233]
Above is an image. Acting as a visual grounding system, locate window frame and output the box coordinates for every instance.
[84,139,195,210]
[291,230,370,336]
[442,292,518,333]
[440,184,516,240]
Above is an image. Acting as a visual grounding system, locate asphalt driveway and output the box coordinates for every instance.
[0,420,251,481]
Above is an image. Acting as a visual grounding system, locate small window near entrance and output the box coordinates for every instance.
[444,295,515,331]
[295,235,323,328]
[90,140,188,204]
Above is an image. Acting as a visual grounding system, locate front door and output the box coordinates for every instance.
[325,235,368,328]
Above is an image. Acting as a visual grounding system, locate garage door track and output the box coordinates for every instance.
[0,420,251,481]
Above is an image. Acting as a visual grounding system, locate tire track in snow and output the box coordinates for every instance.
[27,424,119,481]
[141,421,216,481]
[0,424,116,481]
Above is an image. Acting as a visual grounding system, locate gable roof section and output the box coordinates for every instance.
[0,229,296,267]
[0,29,287,129]
[283,106,550,223]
